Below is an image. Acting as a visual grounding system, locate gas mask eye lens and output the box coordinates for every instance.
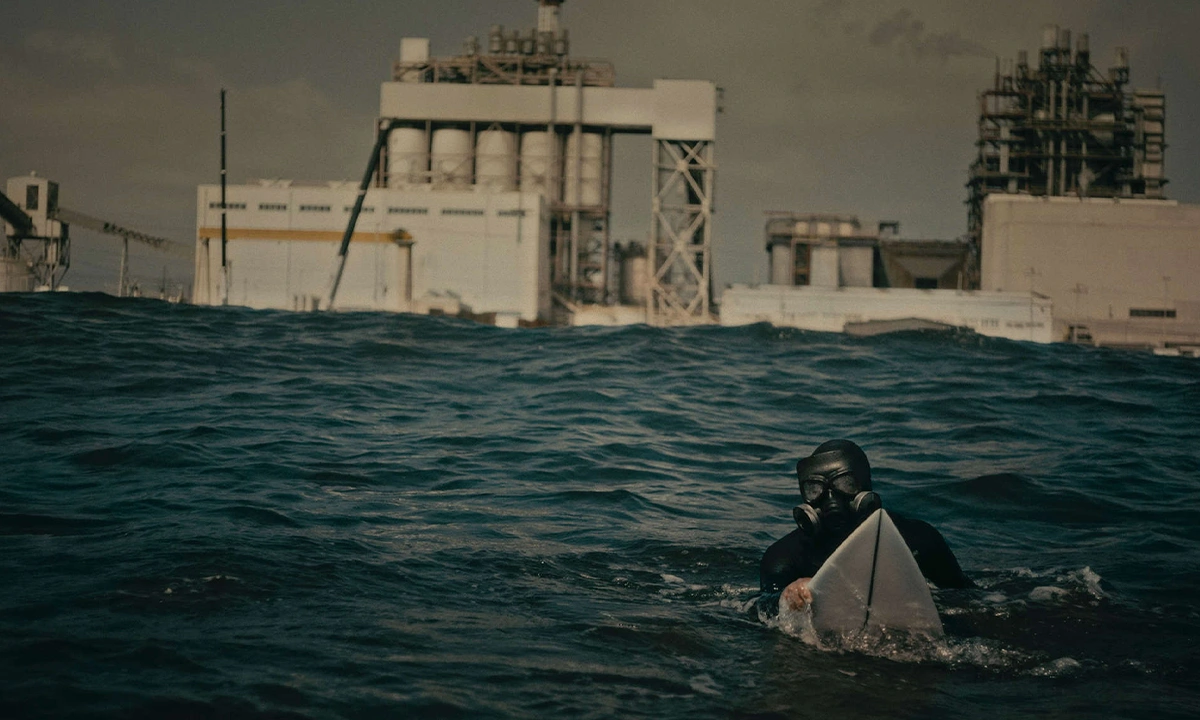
[831,472,862,496]
[801,478,827,502]
[802,471,862,502]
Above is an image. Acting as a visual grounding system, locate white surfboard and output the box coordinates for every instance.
[806,509,944,637]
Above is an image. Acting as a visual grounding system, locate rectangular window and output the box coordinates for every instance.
[388,207,428,215]
[343,206,374,213]
[208,201,246,210]
[496,209,526,217]
[914,277,939,289]
[1129,308,1176,318]
[441,208,485,217]
[298,204,331,212]
[25,185,39,211]
[259,203,288,211]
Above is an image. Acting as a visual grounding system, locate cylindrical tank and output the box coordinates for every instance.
[619,245,648,306]
[475,129,518,192]
[563,132,604,206]
[815,221,832,237]
[1093,112,1116,145]
[810,243,840,288]
[488,25,504,54]
[387,126,429,187]
[430,127,472,189]
[1041,25,1059,50]
[519,131,561,201]
[838,221,855,237]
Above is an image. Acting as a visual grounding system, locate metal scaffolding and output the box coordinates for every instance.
[966,25,1166,284]
[649,139,714,325]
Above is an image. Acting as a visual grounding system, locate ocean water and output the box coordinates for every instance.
[2,292,1198,719]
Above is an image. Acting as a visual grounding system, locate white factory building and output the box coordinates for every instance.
[194,0,717,327]
[195,185,550,322]
[981,195,1200,349]
[720,214,1054,344]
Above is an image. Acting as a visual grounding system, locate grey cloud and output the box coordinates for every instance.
[869,9,925,48]
[917,32,992,62]
[867,8,992,62]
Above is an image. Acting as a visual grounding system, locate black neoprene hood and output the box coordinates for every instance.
[795,439,873,491]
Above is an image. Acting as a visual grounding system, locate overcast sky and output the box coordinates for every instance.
[2,1,1197,295]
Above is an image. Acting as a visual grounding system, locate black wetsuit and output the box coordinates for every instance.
[759,510,973,593]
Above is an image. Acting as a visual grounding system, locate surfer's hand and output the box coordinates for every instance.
[782,578,812,611]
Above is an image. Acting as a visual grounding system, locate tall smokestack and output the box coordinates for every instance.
[537,0,563,35]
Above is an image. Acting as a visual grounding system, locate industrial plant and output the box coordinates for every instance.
[3,3,1198,353]
[193,0,715,327]
[723,24,1198,352]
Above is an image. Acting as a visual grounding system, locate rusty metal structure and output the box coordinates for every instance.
[966,25,1166,283]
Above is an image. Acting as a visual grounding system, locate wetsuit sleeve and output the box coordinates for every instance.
[759,529,814,593]
[891,515,975,589]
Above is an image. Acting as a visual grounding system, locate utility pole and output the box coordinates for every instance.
[220,88,229,305]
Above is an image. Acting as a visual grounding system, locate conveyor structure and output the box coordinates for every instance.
[2,174,185,295]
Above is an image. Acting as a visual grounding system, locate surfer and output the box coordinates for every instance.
[760,439,973,612]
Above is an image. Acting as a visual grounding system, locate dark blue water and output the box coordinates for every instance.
[2,292,1198,719]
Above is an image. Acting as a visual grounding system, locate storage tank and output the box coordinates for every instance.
[431,127,473,189]
[564,131,604,207]
[769,242,792,285]
[519,130,561,201]
[475,129,518,192]
[810,242,839,288]
[1091,112,1116,146]
[618,244,648,306]
[387,125,429,187]
[1041,25,1059,51]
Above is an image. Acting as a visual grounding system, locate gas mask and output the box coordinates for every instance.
[791,445,880,538]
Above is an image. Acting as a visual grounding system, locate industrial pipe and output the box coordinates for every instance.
[0,191,34,237]
[326,119,401,310]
